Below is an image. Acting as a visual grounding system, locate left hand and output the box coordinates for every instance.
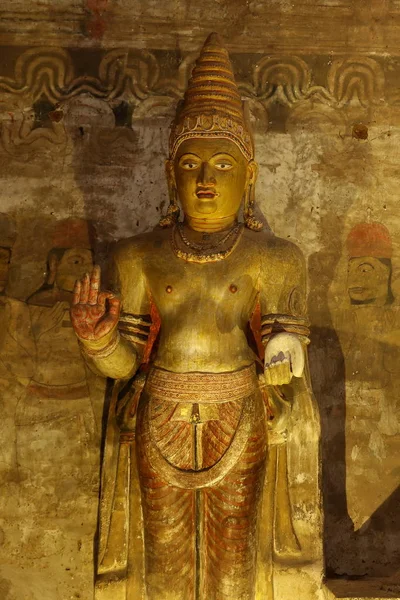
[264,332,305,386]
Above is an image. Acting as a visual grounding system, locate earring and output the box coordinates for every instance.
[159,187,180,228]
[244,183,263,231]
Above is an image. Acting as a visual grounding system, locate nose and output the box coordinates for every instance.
[197,161,216,186]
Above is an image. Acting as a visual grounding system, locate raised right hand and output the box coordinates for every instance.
[70,265,121,341]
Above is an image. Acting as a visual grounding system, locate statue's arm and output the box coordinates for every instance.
[259,241,310,384]
[71,241,151,380]
[79,327,142,381]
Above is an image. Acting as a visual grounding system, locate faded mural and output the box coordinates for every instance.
[0,2,400,599]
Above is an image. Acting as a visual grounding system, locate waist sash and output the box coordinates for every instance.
[145,363,258,404]
[141,364,262,489]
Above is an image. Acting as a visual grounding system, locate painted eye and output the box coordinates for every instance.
[182,162,198,170]
[215,162,233,170]
[358,262,373,273]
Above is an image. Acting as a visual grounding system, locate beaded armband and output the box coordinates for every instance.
[118,312,152,346]
[261,313,310,345]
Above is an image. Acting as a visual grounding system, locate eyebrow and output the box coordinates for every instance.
[179,153,201,160]
[211,152,236,161]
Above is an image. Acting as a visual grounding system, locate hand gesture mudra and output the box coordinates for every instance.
[70,265,121,341]
[264,332,305,386]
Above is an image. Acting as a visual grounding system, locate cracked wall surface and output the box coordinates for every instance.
[0,2,399,599]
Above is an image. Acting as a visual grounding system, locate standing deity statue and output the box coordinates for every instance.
[71,34,322,600]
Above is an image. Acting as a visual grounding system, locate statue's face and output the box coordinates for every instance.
[55,248,93,292]
[172,138,254,223]
[0,247,11,294]
[347,257,390,305]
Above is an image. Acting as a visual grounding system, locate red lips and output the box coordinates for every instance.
[196,187,217,199]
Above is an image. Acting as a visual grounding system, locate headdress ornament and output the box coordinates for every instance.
[162,33,263,231]
[346,222,392,259]
[169,32,253,161]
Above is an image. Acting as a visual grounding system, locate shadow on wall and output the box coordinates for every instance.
[307,213,349,578]
[309,216,400,582]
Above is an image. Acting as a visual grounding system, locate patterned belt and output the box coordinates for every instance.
[145,363,258,404]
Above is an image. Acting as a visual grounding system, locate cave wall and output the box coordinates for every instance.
[0,1,400,599]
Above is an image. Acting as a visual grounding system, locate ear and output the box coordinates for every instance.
[247,159,258,187]
[165,159,177,192]
[47,253,58,285]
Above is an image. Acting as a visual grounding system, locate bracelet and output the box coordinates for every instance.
[80,331,120,359]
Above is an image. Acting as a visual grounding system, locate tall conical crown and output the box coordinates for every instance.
[169,33,253,161]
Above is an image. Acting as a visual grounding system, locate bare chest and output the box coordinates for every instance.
[145,255,259,319]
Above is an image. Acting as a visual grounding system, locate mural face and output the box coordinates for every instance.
[347,256,391,305]
[53,247,94,292]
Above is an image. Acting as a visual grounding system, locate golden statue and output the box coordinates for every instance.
[71,34,322,600]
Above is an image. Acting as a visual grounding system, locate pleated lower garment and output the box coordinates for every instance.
[136,364,267,600]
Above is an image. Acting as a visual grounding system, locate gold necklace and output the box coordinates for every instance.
[177,222,241,251]
[170,223,244,263]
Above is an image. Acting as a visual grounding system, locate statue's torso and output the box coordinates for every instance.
[115,226,298,374]
[147,236,258,372]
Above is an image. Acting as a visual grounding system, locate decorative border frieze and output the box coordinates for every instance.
[0,47,398,164]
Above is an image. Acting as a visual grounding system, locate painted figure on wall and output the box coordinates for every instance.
[334,221,400,535]
[15,218,104,515]
[71,34,322,600]
[0,213,35,484]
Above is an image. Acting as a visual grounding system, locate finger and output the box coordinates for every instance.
[274,363,283,385]
[88,265,101,305]
[108,294,121,317]
[97,291,107,310]
[278,362,291,385]
[272,364,280,386]
[267,364,276,386]
[95,293,121,336]
[72,280,81,305]
[283,358,293,384]
[277,361,292,385]
[290,345,305,378]
[80,273,90,304]
[97,290,115,308]
[100,292,121,317]
[264,367,273,386]
[97,291,121,315]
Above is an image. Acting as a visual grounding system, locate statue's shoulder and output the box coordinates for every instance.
[243,228,305,269]
[113,227,169,264]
